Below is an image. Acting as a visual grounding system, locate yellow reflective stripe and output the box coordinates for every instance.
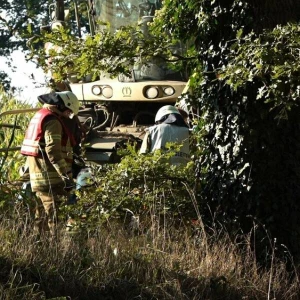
[45,134,61,143]
[45,133,61,138]
[30,171,59,179]
[31,178,63,187]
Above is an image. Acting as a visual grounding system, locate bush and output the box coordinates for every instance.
[63,144,197,232]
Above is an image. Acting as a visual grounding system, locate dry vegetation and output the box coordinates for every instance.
[1,91,300,299]
[0,203,299,300]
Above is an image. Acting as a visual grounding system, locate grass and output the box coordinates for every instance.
[1,92,299,299]
[0,204,299,300]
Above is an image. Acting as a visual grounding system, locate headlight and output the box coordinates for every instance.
[92,85,102,95]
[163,86,175,96]
[102,86,113,98]
[145,87,159,99]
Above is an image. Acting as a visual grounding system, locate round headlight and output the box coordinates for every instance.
[145,87,159,99]
[163,86,175,96]
[92,85,101,95]
[102,86,113,98]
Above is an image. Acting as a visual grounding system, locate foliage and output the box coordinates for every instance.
[219,23,300,117]
[28,19,192,84]
[0,0,50,90]
[63,144,196,231]
[0,0,49,54]
[151,0,300,257]
[0,71,12,92]
[31,25,144,82]
[0,89,37,211]
[24,0,196,84]
[1,0,300,261]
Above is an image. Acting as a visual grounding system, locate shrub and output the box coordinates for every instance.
[63,144,197,232]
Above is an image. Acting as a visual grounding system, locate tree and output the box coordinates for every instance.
[0,70,11,91]
[0,0,50,90]
[153,0,300,258]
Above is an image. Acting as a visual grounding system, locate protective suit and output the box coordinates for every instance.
[140,105,190,165]
[21,91,80,236]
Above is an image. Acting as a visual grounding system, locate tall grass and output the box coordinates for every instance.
[1,90,299,299]
[0,88,37,182]
[0,202,299,300]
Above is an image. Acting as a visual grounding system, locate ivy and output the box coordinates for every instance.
[219,23,300,115]
[153,0,300,257]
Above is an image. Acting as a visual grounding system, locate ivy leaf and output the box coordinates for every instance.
[236,28,243,39]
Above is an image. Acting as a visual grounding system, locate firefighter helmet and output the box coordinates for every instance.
[155,105,180,123]
[56,91,80,115]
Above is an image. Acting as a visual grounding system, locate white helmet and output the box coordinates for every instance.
[155,105,180,122]
[56,91,80,115]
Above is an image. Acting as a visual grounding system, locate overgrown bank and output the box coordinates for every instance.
[0,137,299,299]
[1,0,300,296]
[0,211,299,300]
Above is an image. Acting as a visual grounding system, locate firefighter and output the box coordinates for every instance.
[140,105,190,165]
[21,91,80,237]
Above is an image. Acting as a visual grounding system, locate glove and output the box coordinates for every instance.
[62,176,75,192]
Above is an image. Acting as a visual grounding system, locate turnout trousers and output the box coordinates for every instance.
[34,191,64,236]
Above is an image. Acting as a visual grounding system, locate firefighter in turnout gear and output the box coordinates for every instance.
[21,91,80,237]
[140,105,190,165]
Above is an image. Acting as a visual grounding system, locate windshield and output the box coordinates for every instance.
[92,0,185,82]
[93,0,161,32]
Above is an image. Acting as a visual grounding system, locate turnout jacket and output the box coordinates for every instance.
[21,107,75,193]
[140,123,190,165]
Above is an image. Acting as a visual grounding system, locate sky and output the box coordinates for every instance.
[1,50,50,105]
[0,9,49,105]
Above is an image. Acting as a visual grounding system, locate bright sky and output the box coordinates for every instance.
[0,50,50,105]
